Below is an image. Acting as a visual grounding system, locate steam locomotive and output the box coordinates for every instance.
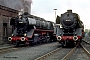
[56,10,84,46]
[8,12,56,46]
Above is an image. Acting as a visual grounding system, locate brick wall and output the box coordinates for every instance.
[0,5,18,44]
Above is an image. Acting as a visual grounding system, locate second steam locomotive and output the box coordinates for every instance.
[56,10,84,46]
[8,12,56,46]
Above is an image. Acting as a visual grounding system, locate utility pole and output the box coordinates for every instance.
[53,9,57,22]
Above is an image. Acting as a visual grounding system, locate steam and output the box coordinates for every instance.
[23,0,32,14]
[19,9,24,15]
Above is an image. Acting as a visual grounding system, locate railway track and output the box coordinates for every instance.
[68,41,90,60]
[35,43,80,60]
[0,40,90,60]
[0,45,15,54]
[61,43,79,60]
[80,44,90,58]
[82,39,90,44]
[35,47,62,60]
[0,42,55,55]
[35,41,90,60]
[0,45,29,55]
[81,40,90,57]
[0,42,59,60]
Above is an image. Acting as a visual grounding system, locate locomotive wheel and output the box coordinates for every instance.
[29,41,33,46]
[38,40,42,44]
[61,43,65,47]
[16,41,20,47]
[69,42,75,47]
[80,38,82,43]
[29,36,38,45]
[46,37,50,43]
[23,42,28,46]
[46,39,50,43]
[50,37,53,42]
[62,41,66,47]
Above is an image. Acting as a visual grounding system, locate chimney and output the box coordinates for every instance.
[67,10,72,13]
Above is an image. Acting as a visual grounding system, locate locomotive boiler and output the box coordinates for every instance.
[8,12,56,46]
[56,10,84,46]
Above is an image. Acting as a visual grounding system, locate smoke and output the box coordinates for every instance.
[23,0,32,14]
[24,0,32,3]
[0,0,32,14]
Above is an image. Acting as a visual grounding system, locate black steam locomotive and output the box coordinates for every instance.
[8,12,56,46]
[56,10,84,46]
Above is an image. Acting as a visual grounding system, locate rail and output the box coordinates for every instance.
[80,43,90,57]
[35,47,62,60]
[61,43,80,60]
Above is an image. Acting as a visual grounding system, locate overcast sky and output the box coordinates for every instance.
[31,0,90,29]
